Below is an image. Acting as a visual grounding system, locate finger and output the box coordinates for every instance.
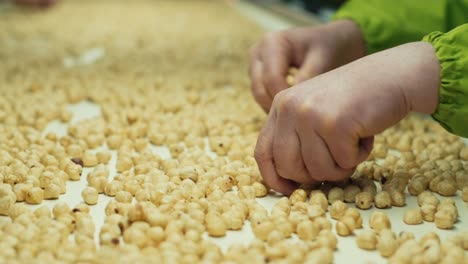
[248,43,260,61]
[360,136,375,155]
[321,118,374,170]
[255,112,298,195]
[298,125,353,183]
[259,40,290,98]
[272,100,316,184]
[295,51,328,84]
[249,59,272,112]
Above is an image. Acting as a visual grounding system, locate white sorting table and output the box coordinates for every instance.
[1,1,466,263]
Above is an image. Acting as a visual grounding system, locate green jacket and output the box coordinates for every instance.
[333,0,468,137]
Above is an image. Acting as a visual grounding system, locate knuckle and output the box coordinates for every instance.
[322,115,341,136]
[263,31,283,42]
[274,91,296,113]
[333,156,348,170]
[254,146,266,164]
[334,152,355,170]
[263,73,282,92]
[262,69,276,81]
[305,160,334,182]
[251,85,265,98]
[296,101,319,122]
[275,166,289,179]
[333,113,352,131]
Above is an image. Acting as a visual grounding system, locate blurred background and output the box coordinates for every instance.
[248,0,345,21]
[1,0,343,24]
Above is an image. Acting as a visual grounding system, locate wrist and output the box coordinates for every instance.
[329,19,366,63]
[399,42,440,114]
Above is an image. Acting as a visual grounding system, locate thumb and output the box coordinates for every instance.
[322,116,375,170]
[294,51,329,84]
[357,136,374,163]
[330,135,374,170]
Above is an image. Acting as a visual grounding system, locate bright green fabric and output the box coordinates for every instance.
[333,0,468,137]
[333,0,448,54]
[423,24,468,137]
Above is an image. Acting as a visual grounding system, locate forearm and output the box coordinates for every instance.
[327,19,366,62]
[396,42,440,115]
[322,41,440,137]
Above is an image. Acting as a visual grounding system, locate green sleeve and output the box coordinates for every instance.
[423,24,468,138]
[333,0,447,54]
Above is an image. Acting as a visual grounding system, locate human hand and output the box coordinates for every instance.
[249,19,365,112]
[254,42,441,195]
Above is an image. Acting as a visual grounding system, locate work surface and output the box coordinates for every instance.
[0,1,466,263]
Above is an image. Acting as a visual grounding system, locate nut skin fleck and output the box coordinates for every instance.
[71,157,84,167]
